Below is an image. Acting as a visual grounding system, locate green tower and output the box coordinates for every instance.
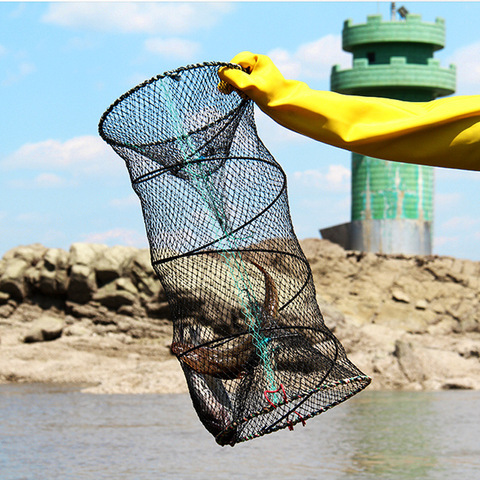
[326,12,456,254]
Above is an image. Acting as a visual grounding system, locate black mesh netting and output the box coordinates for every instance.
[98,62,371,446]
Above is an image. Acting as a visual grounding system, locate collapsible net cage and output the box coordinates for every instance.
[98,62,371,446]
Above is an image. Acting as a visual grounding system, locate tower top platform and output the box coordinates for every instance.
[343,14,446,52]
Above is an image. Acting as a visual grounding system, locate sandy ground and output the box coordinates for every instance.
[2,302,480,394]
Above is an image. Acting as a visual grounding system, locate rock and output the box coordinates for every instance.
[0,301,16,318]
[23,327,44,343]
[0,291,9,305]
[130,249,152,276]
[137,276,163,300]
[393,339,426,384]
[129,250,161,298]
[2,244,47,265]
[442,378,476,390]
[117,304,146,317]
[0,258,29,301]
[39,248,69,295]
[24,265,40,289]
[64,324,92,337]
[66,301,104,319]
[93,285,136,310]
[415,299,428,310]
[23,315,64,343]
[116,277,138,295]
[39,316,64,341]
[317,297,345,331]
[67,264,96,303]
[65,245,108,302]
[145,301,171,319]
[455,339,480,359]
[92,278,138,311]
[392,288,410,304]
[427,318,457,335]
[95,245,137,285]
[68,243,107,267]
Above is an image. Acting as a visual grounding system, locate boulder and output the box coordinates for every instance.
[441,378,476,390]
[67,264,96,303]
[128,250,163,299]
[393,339,426,384]
[24,265,40,289]
[0,258,29,301]
[116,277,138,295]
[95,245,137,285]
[68,243,108,267]
[39,248,69,295]
[93,287,136,310]
[23,315,64,343]
[65,244,114,303]
[2,244,47,265]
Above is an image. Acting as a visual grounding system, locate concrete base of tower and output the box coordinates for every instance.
[320,219,432,255]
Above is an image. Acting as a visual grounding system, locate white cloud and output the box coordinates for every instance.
[268,34,350,80]
[447,41,480,86]
[2,136,123,177]
[268,48,302,80]
[293,165,351,192]
[0,44,6,56]
[42,3,233,35]
[83,228,147,247]
[144,37,200,61]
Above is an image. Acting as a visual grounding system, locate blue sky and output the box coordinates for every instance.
[1,1,480,260]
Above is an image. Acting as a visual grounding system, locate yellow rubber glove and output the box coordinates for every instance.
[218,52,480,171]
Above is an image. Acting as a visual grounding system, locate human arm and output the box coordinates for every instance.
[218,52,480,171]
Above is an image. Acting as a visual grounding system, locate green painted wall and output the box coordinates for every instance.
[351,154,434,221]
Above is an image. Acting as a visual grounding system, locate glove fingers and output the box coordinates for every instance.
[218,67,253,91]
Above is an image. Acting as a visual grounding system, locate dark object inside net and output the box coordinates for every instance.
[98,62,371,446]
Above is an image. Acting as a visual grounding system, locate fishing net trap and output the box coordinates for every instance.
[98,61,371,446]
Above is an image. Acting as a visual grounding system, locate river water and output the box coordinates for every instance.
[1,383,479,480]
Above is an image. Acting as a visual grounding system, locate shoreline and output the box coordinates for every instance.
[2,239,480,394]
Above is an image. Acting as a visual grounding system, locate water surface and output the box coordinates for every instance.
[1,384,479,479]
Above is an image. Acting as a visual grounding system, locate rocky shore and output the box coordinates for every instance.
[1,240,480,394]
